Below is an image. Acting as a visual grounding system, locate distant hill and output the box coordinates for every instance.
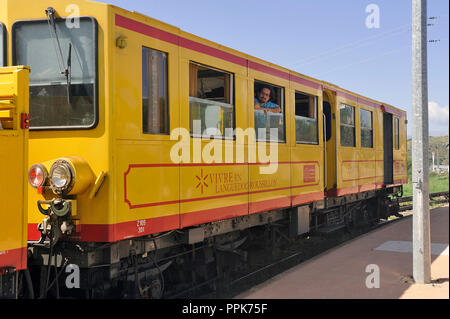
[407,136,449,166]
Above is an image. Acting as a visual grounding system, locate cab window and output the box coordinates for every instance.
[189,62,234,138]
[0,23,5,67]
[295,91,318,144]
[13,17,98,129]
[254,81,285,142]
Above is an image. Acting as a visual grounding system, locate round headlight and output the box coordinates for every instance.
[50,160,74,194]
[28,164,48,188]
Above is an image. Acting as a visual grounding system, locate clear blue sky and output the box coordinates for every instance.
[96,0,449,137]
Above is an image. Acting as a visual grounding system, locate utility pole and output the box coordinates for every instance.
[412,0,431,284]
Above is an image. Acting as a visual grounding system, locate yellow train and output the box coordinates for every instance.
[0,0,407,298]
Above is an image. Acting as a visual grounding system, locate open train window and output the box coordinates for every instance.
[339,103,355,147]
[189,62,234,138]
[360,109,373,148]
[0,23,5,67]
[142,47,169,135]
[295,91,318,144]
[394,117,400,149]
[254,81,285,142]
[12,17,98,130]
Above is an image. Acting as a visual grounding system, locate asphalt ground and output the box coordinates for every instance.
[236,205,449,299]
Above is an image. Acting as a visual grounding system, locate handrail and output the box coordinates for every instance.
[0,93,16,110]
[0,95,15,101]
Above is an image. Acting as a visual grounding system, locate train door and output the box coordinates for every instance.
[322,91,337,193]
[383,113,394,185]
[114,33,181,238]
[0,66,30,296]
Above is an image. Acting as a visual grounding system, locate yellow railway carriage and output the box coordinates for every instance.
[0,0,407,298]
[0,66,29,298]
[0,66,29,268]
[322,85,407,197]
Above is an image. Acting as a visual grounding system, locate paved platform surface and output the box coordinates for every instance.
[236,205,449,299]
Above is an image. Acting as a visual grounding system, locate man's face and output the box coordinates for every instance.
[258,88,271,104]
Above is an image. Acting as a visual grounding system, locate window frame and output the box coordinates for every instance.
[0,22,6,67]
[339,103,356,147]
[254,80,286,143]
[11,17,99,131]
[294,90,318,145]
[142,46,170,135]
[189,61,235,140]
[360,108,373,148]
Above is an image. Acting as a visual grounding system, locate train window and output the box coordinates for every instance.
[189,62,234,138]
[394,117,400,149]
[295,91,318,144]
[142,47,169,135]
[339,103,355,147]
[12,17,98,130]
[254,81,285,142]
[0,23,5,67]
[360,109,373,148]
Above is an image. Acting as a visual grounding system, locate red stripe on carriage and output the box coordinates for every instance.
[249,196,291,214]
[291,191,325,207]
[115,14,179,45]
[28,223,41,241]
[123,161,320,209]
[328,180,406,198]
[0,247,27,271]
[180,37,248,67]
[180,203,249,228]
[381,104,407,117]
[115,14,247,67]
[27,191,324,242]
[115,14,321,90]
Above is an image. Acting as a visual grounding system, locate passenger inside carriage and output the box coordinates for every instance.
[254,82,285,141]
[254,85,281,114]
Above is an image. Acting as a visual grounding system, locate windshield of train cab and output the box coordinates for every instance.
[12,17,98,130]
[0,23,5,67]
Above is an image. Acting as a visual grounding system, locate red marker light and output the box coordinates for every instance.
[28,164,48,188]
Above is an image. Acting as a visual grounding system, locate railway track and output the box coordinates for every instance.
[398,191,449,212]
[168,192,449,299]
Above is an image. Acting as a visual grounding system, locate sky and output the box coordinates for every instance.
[95,0,449,137]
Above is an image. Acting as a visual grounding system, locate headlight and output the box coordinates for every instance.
[47,157,95,196]
[28,164,48,188]
[50,159,74,194]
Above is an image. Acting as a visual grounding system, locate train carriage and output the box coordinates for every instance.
[0,0,407,298]
[0,66,29,298]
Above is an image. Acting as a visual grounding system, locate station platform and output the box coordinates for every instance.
[236,205,449,299]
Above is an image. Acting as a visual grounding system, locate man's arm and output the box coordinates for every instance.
[266,101,281,113]
[254,101,270,114]
[268,106,281,113]
[254,101,263,109]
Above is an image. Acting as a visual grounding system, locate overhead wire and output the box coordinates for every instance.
[319,43,412,76]
[291,23,412,68]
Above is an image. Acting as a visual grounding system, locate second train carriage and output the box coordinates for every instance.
[0,0,407,297]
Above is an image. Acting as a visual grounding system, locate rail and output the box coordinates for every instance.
[399,191,449,212]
